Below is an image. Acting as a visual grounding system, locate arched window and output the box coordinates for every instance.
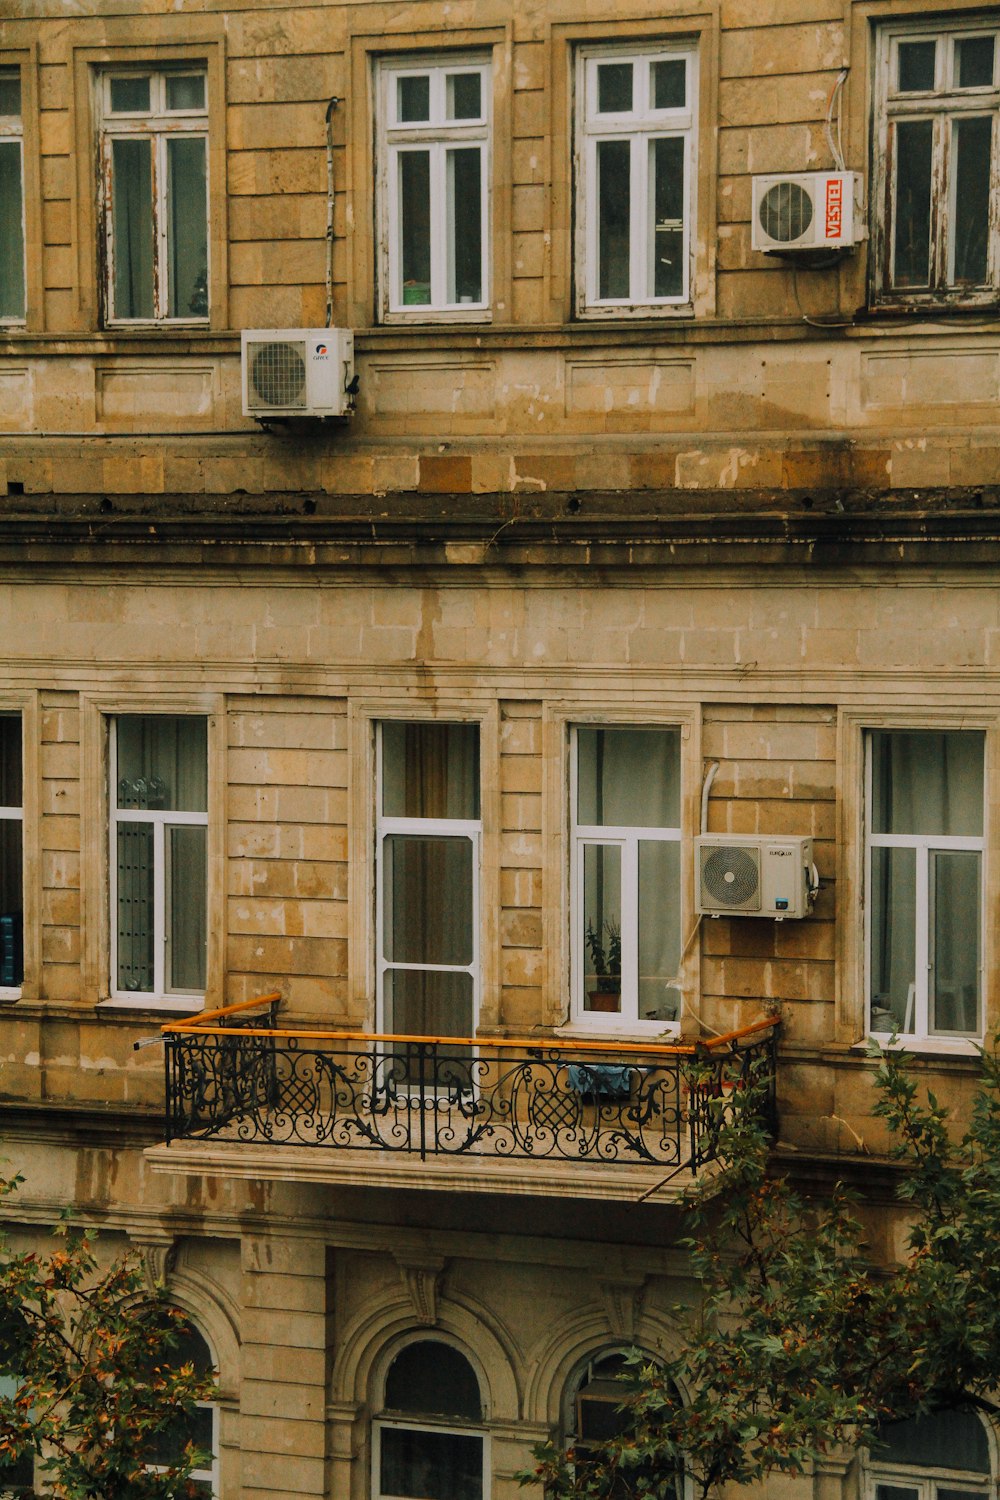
[569,1349,683,1500]
[374,1338,487,1500]
[869,1408,992,1500]
[143,1321,217,1499]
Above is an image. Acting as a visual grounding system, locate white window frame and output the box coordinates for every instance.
[98,66,210,326]
[864,730,986,1046]
[570,725,683,1034]
[377,55,491,321]
[864,1409,995,1500]
[109,716,208,1008]
[575,41,697,316]
[372,1414,490,1500]
[873,18,1000,306]
[0,713,23,1002]
[0,65,25,326]
[374,722,482,1037]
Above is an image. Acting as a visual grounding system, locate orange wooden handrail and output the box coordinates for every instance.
[161,1000,777,1059]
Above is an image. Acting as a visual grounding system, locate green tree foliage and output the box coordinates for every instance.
[0,1176,215,1499]
[523,1041,1000,1500]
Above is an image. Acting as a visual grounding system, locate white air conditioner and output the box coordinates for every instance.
[241,329,355,418]
[695,835,817,920]
[751,171,862,253]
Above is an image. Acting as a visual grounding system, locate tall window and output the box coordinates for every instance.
[573,726,682,1028]
[378,57,491,316]
[142,1322,217,1498]
[874,22,1000,304]
[0,67,25,323]
[377,722,480,1038]
[569,1350,683,1500]
[867,730,984,1041]
[576,44,696,313]
[0,716,22,994]
[868,1408,991,1499]
[374,1339,486,1500]
[111,716,207,1003]
[99,68,209,323]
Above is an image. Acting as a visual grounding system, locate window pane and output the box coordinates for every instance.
[447,147,482,303]
[168,824,206,991]
[652,58,685,108]
[897,40,936,91]
[384,835,473,966]
[597,62,632,113]
[0,142,26,320]
[447,72,481,120]
[892,119,933,287]
[398,75,430,123]
[0,71,21,116]
[110,75,151,112]
[956,35,995,88]
[166,74,206,111]
[952,116,992,285]
[871,731,983,837]
[651,135,684,297]
[931,849,980,1035]
[583,844,621,1013]
[874,1488,919,1500]
[870,846,916,1032]
[111,137,155,319]
[381,722,480,820]
[578,727,680,828]
[117,717,208,813]
[167,135,209,317]
[146,1402,213,1467]
[399,150,431,304]
[597,140,631,298]
[0,822,23,987]
[0,717,22,806]
[876,1409,990,1472]
[638,840,681,1022]
[380,1426,483,1500]
[117,822,154,992]
[385,1341,482,1420]
[385,968,474,1039]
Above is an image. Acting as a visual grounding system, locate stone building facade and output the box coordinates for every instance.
[1,0,999,1496]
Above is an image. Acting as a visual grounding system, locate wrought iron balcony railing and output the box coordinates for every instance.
[159,997,778,1173]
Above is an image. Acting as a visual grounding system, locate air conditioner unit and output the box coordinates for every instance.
[695,835,817,920]
[751,171,862,253]
[241,329,355,418]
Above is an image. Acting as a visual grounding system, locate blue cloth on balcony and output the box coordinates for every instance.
[566,1064,633,1100]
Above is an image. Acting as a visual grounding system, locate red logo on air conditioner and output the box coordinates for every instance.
[825,178,843,240]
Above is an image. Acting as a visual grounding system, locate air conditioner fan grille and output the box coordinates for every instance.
[248,340,307,410]
[701,846,760,908]
[759,181,814,244]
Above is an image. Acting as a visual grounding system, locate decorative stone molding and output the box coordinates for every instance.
[128,1230,178,1294]
[597,1275,647,1339]
[393,1252,447,1327]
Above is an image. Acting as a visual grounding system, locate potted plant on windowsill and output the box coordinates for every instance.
[586,920,621,1012]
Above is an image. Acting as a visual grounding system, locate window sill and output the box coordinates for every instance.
[98,995,206,1015]
[855,1033,981,1058]
[0,987,22,1004]
[557,1021,682,1044]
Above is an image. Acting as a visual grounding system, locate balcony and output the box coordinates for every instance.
[147,996,778,1203]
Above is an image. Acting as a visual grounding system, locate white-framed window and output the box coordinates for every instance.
[98,67,209,324]
[571,725,682,1031]
[0,67,25,324]
[567,1349,685,1500]
[867,1407,993,1500]
[142,1322,218,1499]
[373,1338,488,1500]
[110,715,207,1005]
[377,56,491,317]
[575,42,697,314]
[866,729,985,1042]
[376,721,481,1038]
[874,20,1000,304]
[0,715,23,997]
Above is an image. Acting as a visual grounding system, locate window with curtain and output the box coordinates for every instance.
[0,68,25,323]
[867,729,985,1040]
[100,68,209,324]
[141,1321,217,1498]
[868,1407,992,1500]
[573,726,682,1028]
[568,1350,684,1500]
[111,715,207,1002]
[373,1339,486,1500]
[377,721,480,1042]
[0,715,23,993]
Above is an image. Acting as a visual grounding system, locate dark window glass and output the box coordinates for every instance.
[381,722,479,820]
[117,716,207,813]
[380,1426,482,1500]
[597,62,632,113]
[597,139,631,298]
[448,146,482,302]
[111,137,155,318]
[398,75,430,122]
[447,72,481,120]
[891,119,933,286]
[956,36,995,88]
[0,70,21,116]
[385,1341,482,1421]
[652,135,684,297]
[110,74,151,112]
[399,150,431,305]
[652,58,685,108]
[952,116,992,285]
[577,727,680,827]
[0,142,25,320]
[870,731,984,837]
[898,40,936,92]
[875,1408,990,1472]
